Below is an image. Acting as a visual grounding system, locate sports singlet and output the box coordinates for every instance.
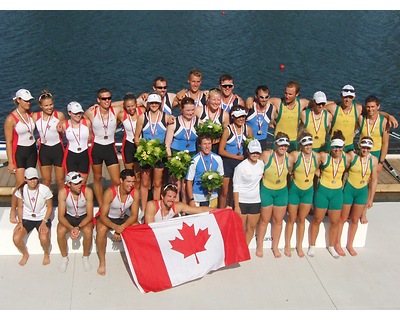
[292,152,317,190]
[92,106,117,145]
[275,97,301,141]
[153,200,177,222]
[262,152,289,190]
[346,154,373,189]
[319,153,347,189]
[359,114,385,153]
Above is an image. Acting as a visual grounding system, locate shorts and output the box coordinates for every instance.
[65,214,88,227]
[141,159,166,170]
[122,140,138,164]
[22,219,51,234]
[313,183,343,210]
[66,149,90,174]
[195,197,218,209]
[39,143,64,167]
[91,143,119,166]
[109,215,129,226]
[15,144,37,169]
[239,202,261,214]
[222,157,242,178]
[260,183,288,207]
[288,182,314,205]
[343,182,368,205]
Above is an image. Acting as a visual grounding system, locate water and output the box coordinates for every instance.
[1,10,399,142]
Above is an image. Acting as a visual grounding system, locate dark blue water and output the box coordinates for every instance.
[1,10,399,141]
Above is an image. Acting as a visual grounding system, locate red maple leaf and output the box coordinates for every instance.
[169,222,211,264]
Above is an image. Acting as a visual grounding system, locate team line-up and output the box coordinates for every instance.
[3,68,399,276]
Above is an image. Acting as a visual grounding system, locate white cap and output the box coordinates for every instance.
[275,137,290,146]
[231,109,247,118]
[313,91,327,104]
[14,89,34,101]
[25,167,39,179]
[341,84,356,98]
[359,138,374,148]
[67,101,84,113]
[65,171,83,184]
[147,93,162,104]
[299,136,314,146]
[247,139,262,153]
[331,139,345,148]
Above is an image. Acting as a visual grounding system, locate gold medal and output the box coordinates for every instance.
[237,152,241,156]
[305,179,309,182]
[276,179,281,184]
[314,136,319,140]
[332,180,336,184]
[257,130,263,135]
[360,180,365,184]
[186,143,190,148]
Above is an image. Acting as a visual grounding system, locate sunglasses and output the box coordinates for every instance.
[343,89,355,93]
[70,174,81,180]
[156,86,167,90]
[100,96,112,101]
[221,84,234,88]
[275,137,290,145]
[163,183,178,191]
[299,136,313,145]
[258,95,270,99]
[38,92,53,101]
[316,102,326,106]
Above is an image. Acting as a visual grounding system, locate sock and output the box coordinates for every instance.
[82,256,92,272]
[328,246,340,259]
[307,246,315,257]
[58,256,69,273]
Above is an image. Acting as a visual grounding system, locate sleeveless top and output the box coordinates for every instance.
[65,118,90,153]
[262,152,289,190]
[359,114,385,153]
[11,112,36,147]
[224,124,250,156]
[221,95,239,114]
[65,185,88,217]
[170,115,200,152]
[199,106,224,125]
[319,153,347,189]
[186,91,207,107]
[36,110,63,147]
[275,97,301,141]
[162,94,173,115]
[153,200,177,222]
[122,108,143,143]
[303,108,329,150]
[142,111,168,142]
[246,102,273,141]
[330,102,358,146]
[292,152,317,190]
[347,154,373,189]
[92,106,117,145]
[106,185,136,219]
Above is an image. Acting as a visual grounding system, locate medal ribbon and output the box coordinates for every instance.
[361,154,370,181]
[301,152,312,178]
[40,111,53,143]
[274,151,285,179]
[117,185,131,217]
[71,120,82,149]
[16,108,33,138]
[332,156,342,180]
[99,108,109,137]
[200,153,213,172]
[179,115,194,143]
[311,110,322,136]
[366,117,378,136]
[232,124,244,153]
[69,192,80,216]
[27,188,39,214]
[148,111,161,137]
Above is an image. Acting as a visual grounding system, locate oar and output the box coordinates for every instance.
[384,159,400,182]
[0,161,9,168]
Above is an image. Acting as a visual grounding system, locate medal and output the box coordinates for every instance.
[104,135,108,139]
[237,152,241,156]
[332,180,336,184]
[257,130,263,135]
[305,179,309,182]
[186,143,190,148]
[29,135,34,140]
[314,136,319,140]
[360,180,365,184]
[77,147,81,151]
[276,179,281,184]
[31,213,36,217]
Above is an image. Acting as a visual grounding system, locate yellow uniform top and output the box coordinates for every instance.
[303,109,329,149]
[347,154,373,189]
[331,102,358,147]
[359,115,384,153]
[262,152,289,190]
[319,153,347,189]
[292,152,317,190]
[275,97,301,141]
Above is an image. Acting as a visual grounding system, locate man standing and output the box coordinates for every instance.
[218,74,245,113]
[95,169,140,276]
[173,68,208,108]
[57,172,94,273]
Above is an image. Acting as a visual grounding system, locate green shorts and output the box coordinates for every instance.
[313,183,343,211]
[343,182,368,205]
[260,183,288,207]
[288,182,314,205]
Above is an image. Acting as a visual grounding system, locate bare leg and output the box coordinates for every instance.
[296,203,312,258]
[140,169,151,212]
[57,223,69,258]
[92,164,104,207]
[13,226,29,266]
[271,205,287,258]
[40,165,53,189]
[153,167,164,200]
[39,232,51,265]
[284,203,298,257]
[10,169,25,224]
[256,206,272,258]
[54,165,66,191]
[346,204,365,256]
[335,204,351,256]
[218,177,230,208]
[308,207,327,257]
[82,223,93,257]
[96,221,108,276]
[245,213,260,246]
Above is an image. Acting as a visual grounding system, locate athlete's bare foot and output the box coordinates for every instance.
[272,248,281,258]
[9,209,17,224]
[296,247,305,258]
[334,246,346,257]
[19,253,29,266]
[255,248,264,258]
[284,246,292,257]
[346,246,358,256]
[97,264,106,276]
[43,253,50,265]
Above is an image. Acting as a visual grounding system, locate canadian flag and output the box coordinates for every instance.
[121,208,250,293]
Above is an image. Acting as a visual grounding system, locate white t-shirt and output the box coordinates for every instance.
[232,158,264,203]
[15,184,53,221]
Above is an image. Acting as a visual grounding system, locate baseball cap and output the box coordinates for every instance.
[14,89,34,101]
[147,93,162,104]
[247,139,262,153]
[25,167,39,179]
[313,91,327,104]
[67,101,84,114]
[341,84,356,98]
[231,109,247,118]
[331,139,345,148]
[65,171,83,184]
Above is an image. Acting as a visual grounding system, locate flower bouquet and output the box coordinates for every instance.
[134,138,167,167]
[165,150,193,180]
[195,119,223,140]
[201,170,223,200]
